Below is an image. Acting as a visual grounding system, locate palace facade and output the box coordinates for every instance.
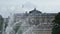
[13,8,57,34]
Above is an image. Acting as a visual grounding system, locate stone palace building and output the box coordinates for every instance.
[13,8,57,34]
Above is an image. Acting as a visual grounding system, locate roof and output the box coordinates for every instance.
[29,8,42,14]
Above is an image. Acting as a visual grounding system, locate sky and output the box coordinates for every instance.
[0,0,60,18]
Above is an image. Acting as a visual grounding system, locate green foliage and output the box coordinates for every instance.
[52,12,60,34]
[0,15,4,34]
[0,15,3,28]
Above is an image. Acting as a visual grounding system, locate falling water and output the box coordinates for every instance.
[5,12,41,34]
[5,13,15,34]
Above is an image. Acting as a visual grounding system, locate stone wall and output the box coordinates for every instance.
[33,30,52,34]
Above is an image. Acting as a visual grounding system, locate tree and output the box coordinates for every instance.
[0,15,4,34]
[52,12,60,34]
